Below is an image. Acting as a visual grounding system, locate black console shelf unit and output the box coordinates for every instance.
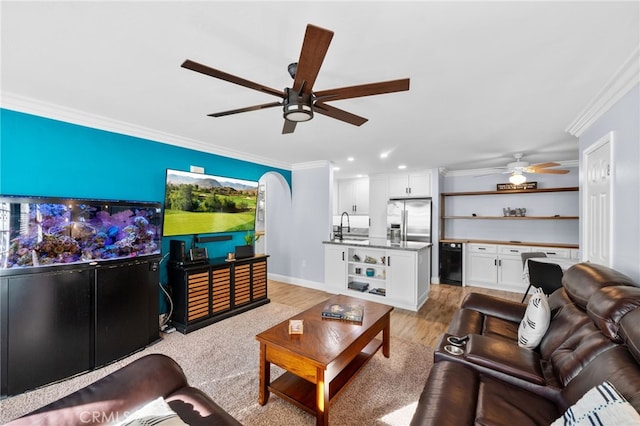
[168,254,270,334]
[0,256,161,398]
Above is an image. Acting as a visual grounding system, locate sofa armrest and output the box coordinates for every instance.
[461,293,527,323]
[410,361,479,426]
[8,354,190,426]
[464,334,545,385]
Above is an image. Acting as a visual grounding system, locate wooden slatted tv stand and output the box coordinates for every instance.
[167,254,270,333]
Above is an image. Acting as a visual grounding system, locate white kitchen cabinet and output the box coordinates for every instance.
[464,243,578,293]
[324,244,347,293]
[535,247,571,258]
[388,171,431,197]
[338,177,369,215]
[323,241,431,311]
[387,250,418,307]
[466,244,498,287]
[466,244,530,292]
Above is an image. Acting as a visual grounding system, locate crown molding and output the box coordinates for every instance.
[0,92,293,171]
[291,160,331,171]
[441,160,579,177]
[566,46,640,137]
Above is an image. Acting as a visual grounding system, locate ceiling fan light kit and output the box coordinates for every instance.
[509,172,527,185]
[181,24,410,134]
[283,88,313,122]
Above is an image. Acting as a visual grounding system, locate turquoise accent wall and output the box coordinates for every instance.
[0,108,292,311]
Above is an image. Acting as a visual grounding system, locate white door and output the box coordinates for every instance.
[583,132,613,266]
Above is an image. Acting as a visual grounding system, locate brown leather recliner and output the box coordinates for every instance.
[6,354,241,426]
[411,262,640,425]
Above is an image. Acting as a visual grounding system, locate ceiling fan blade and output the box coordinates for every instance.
[529,162,561,169]
[282,120,297,134]
[529,168,570,174]
[314,79,410,102]
[314,102,368,126]
[182,59,285,99]
[292,24,334,95]
[208,102,282,118]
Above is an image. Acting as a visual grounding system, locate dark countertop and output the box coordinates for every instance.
[323,238,432,251]
[439,238,578,249]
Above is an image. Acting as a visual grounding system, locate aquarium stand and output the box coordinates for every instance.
[0,256,162,397]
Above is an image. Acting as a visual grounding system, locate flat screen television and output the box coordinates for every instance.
[162,169,259,237]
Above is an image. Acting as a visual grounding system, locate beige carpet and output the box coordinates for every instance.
[0,302,433,425]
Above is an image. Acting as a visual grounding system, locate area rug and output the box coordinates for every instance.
[0,302,433,425]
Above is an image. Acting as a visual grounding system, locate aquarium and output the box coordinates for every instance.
[0,196,162,270]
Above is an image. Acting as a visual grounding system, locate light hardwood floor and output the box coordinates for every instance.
[267,280,523,348]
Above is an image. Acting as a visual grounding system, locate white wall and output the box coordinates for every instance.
[284,161,333,287]
[579,84,640,282]
[260,172,292,278]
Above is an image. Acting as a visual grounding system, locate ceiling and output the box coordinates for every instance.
[1,1,638,178]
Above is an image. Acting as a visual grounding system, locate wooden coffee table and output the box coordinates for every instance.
[256,294,393,426]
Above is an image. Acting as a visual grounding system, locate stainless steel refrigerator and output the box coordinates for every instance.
[387,197,432,242]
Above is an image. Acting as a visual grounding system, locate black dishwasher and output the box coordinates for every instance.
[439,242,463,286]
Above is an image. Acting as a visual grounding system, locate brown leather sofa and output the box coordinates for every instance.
[411,262,640,425]
[6,354,241,426]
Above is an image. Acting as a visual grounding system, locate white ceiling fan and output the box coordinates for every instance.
[479,153,570,184]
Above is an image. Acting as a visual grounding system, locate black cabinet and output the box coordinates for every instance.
[95,260,159,367]
[0,256,160,397]
[4,268,93,396]
[168,255,269,333]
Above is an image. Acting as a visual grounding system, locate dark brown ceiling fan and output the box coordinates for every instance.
[181,24,410,134]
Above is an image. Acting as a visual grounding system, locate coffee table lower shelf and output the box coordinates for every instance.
[268,338,383,415]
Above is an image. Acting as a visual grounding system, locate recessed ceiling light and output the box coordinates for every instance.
[333,166,341,171]
[398,164,407,170]
[347,157,355,162]
[380,152,389,159]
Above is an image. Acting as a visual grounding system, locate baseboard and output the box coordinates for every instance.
[267,273,326,292]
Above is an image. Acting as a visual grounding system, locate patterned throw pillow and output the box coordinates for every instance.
[518,287,551,349]
[551,381,640,425]
[116,397,187,426]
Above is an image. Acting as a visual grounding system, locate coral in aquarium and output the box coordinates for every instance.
[2,202,160,269]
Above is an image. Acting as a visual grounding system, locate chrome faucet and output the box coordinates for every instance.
[337,211,351,240]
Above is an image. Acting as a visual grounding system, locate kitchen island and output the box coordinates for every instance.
[323,238,431,311]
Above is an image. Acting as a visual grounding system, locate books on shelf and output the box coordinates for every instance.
[348,281,369,292]
[322,303,364,322]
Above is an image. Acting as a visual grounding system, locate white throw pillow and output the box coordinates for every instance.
[551,381,640,426]
[518,287,551,349]
[116,397,187,426]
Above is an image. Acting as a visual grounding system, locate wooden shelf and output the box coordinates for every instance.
[443,216,578,220]
[441,186,578,197]
[440,186,579,243]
